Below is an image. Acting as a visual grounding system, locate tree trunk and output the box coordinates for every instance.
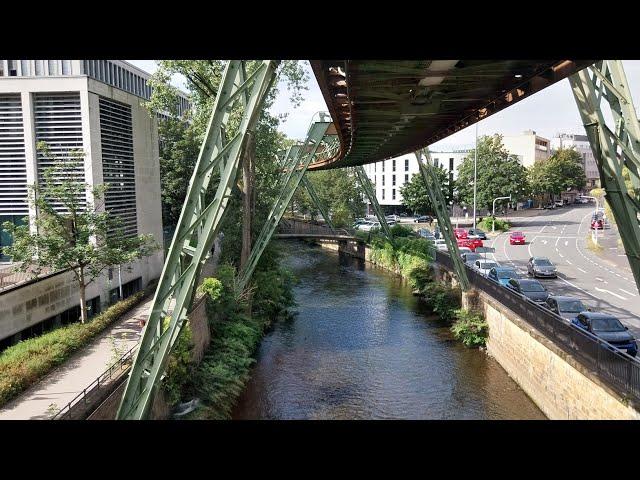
[240,133,255,270]
[78,268,88,324]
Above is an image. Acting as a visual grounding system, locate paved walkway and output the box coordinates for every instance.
[0,297,152,420]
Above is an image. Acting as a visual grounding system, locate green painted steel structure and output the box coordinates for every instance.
[300,175,336,232]
[353,165,393,240]
[117,60,278,419]
[414,149,470,291]
[570,61,640,295]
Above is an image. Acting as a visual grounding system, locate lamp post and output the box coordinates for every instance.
[492,195,511,233]
[580,195,600,244]
[473,122,478,230]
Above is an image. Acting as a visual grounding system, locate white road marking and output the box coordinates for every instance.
[619,288,637,297]
[564,240,568,247]
[594,287,627,300]
[541,239,548,245]
[558,253,565,258]
[566,259,573,265]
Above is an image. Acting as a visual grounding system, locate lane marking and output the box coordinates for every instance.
[558,253,565,258]
[594,286,627,300]
[564,240,568,247]
[566,259,573,265]
[620,288,637,297]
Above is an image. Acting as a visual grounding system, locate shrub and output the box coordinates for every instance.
[451,309,489,347]
[423,281,461,323]
[390,224,414,238]
[478,217,510,232]
[0,291,145,407]
[162,318,194,407]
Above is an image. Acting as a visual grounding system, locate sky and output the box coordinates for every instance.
[128,60,640,150]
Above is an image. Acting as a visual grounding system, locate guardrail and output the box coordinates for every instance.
[50,343,138,420]
[278,218,354,237]
[435,249,640,403]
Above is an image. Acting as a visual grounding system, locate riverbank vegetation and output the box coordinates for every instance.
[0,290,148,408]
[451,309,489,347]
[478,217,511,232]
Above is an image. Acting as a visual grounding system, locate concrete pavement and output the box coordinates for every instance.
[0,297,151,420]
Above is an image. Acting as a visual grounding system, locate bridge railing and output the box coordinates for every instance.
[50,343,138,420]
[435,250,640,403]
[278,218,354,237]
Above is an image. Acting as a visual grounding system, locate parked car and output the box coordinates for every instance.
[509,231,526,245]
[433,239,448,251]
[417,228,435,240]
[461,252,482,265]
[467,228,487,240]
[353,218,368,228]
[506,278,550,303]
[575,197,590,204]
[527,257,558,278]
[544,296,589,322]
[358,221,378,232]
[414,215,434,223]
[386,220,397,226]
[474,260,500,276]
[458,246,473,256]
[554,200,564,208]
[457,237,483,252]
[386,214,400,222]
[454,228,468,239]
[571,312,638,357]
[543,203,556,210]
[488,266,520,286]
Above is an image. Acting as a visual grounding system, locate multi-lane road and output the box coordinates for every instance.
[485,205,640,337]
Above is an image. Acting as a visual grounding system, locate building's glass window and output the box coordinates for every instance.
[8,60,17,76]
[34,60,43,76]
[405,174,409,183]
[62,60,71,75]
[382,162,385,172]
[382,189,385,200]
[382,175,385,186]
[433,157,439,168]
[374,163,376,173]
[20,60,30,76]
[48,60,59,76]
[449,158,454,171]
[405,158,409,171]
[392,159,396,171]
[392,189,396,200]
[392,174,396,186]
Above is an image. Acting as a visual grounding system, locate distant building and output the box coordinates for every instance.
[502,130,551,168]
[362,149,472,214]
[550,133,600,188]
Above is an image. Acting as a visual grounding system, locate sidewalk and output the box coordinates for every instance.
[0,297,152,420]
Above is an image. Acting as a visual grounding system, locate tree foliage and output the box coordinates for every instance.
[399,167,453,215]
[456,135,529,212]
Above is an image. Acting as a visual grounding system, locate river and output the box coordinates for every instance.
[233,242,545,419]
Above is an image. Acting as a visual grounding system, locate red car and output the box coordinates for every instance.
[591,218,604,230]
[509,231,526,245]
[454,228,468,239]
[457,238,484,252]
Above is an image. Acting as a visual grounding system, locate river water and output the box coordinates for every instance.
[233,242,545,419]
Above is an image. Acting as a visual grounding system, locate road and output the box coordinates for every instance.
[485,205,640,337]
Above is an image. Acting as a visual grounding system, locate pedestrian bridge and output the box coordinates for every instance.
[275,218,357,240]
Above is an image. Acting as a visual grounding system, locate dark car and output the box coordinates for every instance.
[488,266,520,286]
[527,257,558,278]
[467,228,487,240]
[414,215,433,223]
[545,296,589,321]
[461,252,482,265]
[506,278,550,303]
[572,312,638,357]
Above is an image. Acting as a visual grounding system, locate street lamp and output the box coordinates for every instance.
[580,195,600,244]
[492,195,511,233]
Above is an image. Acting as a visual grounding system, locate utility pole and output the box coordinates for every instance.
[473,122,478,230]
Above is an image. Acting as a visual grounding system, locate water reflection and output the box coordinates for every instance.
[233,242,545,420]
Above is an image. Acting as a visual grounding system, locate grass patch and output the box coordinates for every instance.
[586,233,604,253]
[0,291,147,408]
[451,309,488,347]
[478,217,510,232]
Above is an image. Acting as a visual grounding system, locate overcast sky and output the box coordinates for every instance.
[129,60,640,150]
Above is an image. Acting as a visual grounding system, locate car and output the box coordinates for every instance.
[386,214,400,222]
[488,266,520,286]
[458,246,473,256]
[575,197,590,204]
[417,228,435,240]
[591,216,604,230]
[544,296,589,322]
[386,220,397,226]
[457,237,483,252]
[527,257,558,278]
[554,200,564,208]
[433,239,448,251]
[509,231,526,245]
[506,278,550,303]
[461,252,482,265]
[353,218,369,228]
[454,228,468,239]
[414,215,434,223]
[474,260,500,276]
[467,228,487,240]
[358,221,378,232]
[571,312,638,357]
[543,203,556,210]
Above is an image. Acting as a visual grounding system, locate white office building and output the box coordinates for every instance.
[550,133,600,188]
[501,130,551,168]
[0,60,187,348]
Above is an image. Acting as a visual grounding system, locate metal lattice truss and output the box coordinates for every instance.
[353,166,393,241]
[570,61,640,293]
[117,60,279,419]
[237,113,336,291]
[414,148,470,291]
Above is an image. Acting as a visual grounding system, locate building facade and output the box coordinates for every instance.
[362,149,471,214]
[501,130,551,168]
[550,133,600,188]
[0,60,182,348]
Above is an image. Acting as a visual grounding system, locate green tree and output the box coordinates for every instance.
[544,148,587,195]
[1,143,157,323]
[456,134,529,211]
[399,167,453,215]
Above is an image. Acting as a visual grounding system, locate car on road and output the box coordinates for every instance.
[591,215,604,230]
[386,214,400,222]
[358,221,378,232]
[509,231,526,245]
[417,228,435,241]
[506,278,550,303]
[454,228,468,239]
[544,296,589,322]
[467,228,487,240]
[527,257,558,278]
[543,203,556,210]
[461,252,482,265]
[458,246,473,256]
[474,260,500,276]
[488,266,520,286]
[457,237,483,252]
[414,215,434,223]
[353,218,368,228]
[554,200,564,208]
[433,239,448,251]
[571,312,638,357]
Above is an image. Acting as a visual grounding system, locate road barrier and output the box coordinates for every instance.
[436,250,640,403]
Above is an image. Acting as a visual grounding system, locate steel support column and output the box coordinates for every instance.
[300,176,335,231]
[569,61,640,294]
[237,113,334,290]
[117,60,278,419]
[414,148,470,291]
[353,165,393,240]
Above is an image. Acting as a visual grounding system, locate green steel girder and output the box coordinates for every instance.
[569,60,640,294]
[414,148,470,291]
[117,60,278,420]
[237,114,335,291]
[353,165,393,241]
[300,175,336,231]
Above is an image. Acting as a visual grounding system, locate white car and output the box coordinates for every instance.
[474,260,500,276]
[359,221,380,232]
[433,239,448,251]
[386,214,399,222]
